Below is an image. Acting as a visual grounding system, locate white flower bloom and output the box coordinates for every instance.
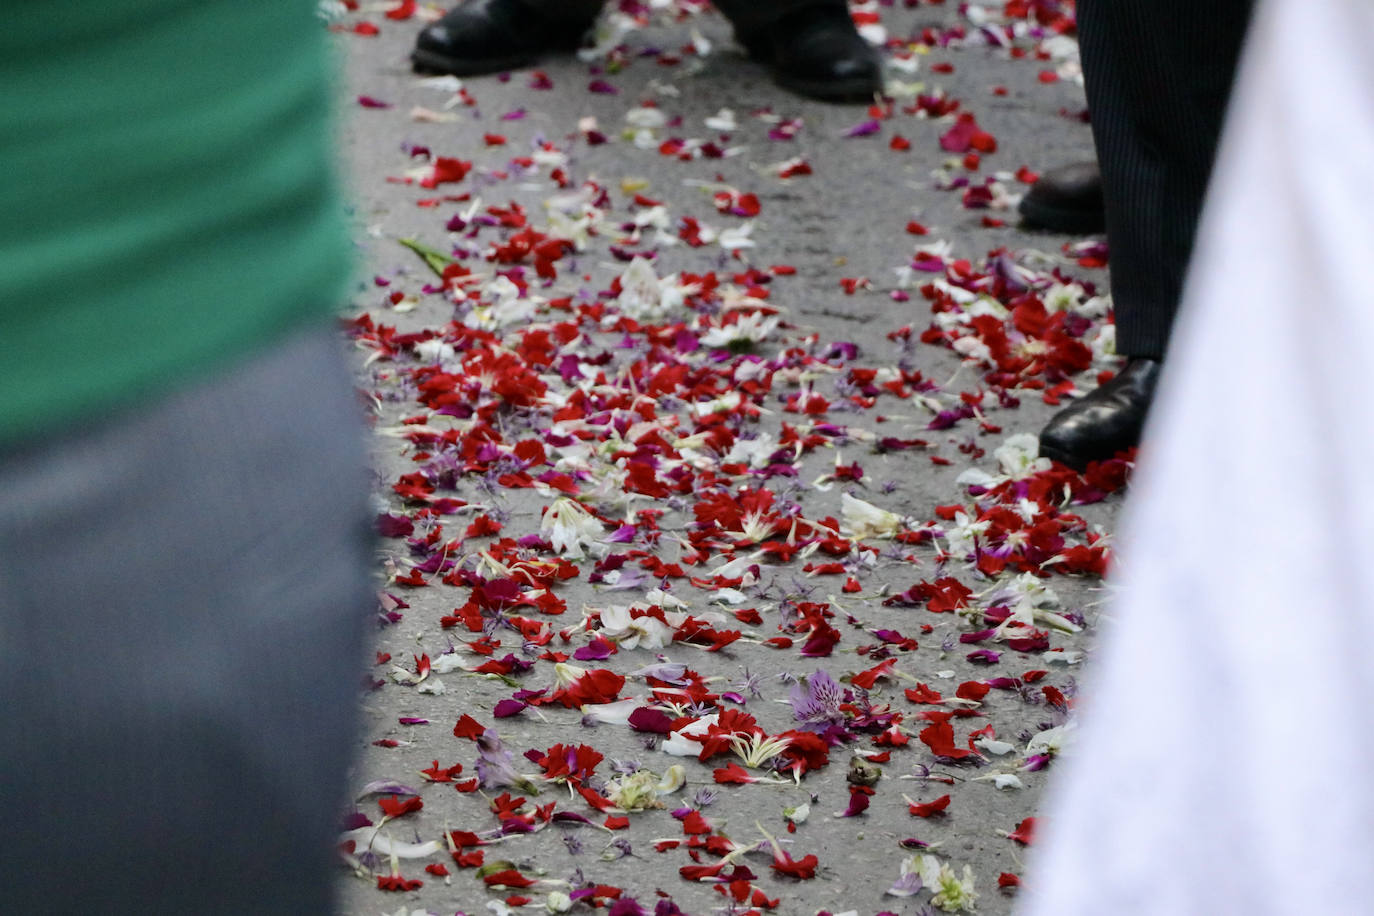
[552,662,587,689]
[974,737,1016,756]
[916,856,979,912]
[633,205,671,231]
[1090,322,1117,361]
[966,295,1010,319]
[599,605,673,650]
[734,358,771,385]
[709,552,764,580]
[603,764,686,811]
[643,588,691,613]
[545,891,573,913]
[995,571,1061,608]
[429,651,466,674]
[933,310,969,332]
[952,335,992,363]
[718,223,755,250]
[995,433,1052,479]
[470,275,539,329]
[1024,721,1075,758]
[1046,647,1084,665]
[700,312,780,349]
[413,338,457,364]
[954,467,1000,489]
[1079,293,1112,318]
[696,390,743,417]
[731,732,792,768]
[531,148,567,168]
[546,208,595,250]
[338,827,442,859]
[887,53,920,74]
[941,511,991,557]
[388,665,425,686]
[663,714,717,757]
[416,677,446,695]
[624,107,668,129]
[1040,33,1081,61]
[724,431,777,469]
[580,698,640,725]
[858,22,887,44]
[541,497,606,558]
[616,258,696,320]
[1043,281,1085,312]
[704,108,737,131]
[841,493,905,540]
[656,764,686,794]
[974,771,1026,790]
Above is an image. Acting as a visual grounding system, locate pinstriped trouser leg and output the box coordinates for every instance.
[1079,0,1253,358]
[0,327,374,913]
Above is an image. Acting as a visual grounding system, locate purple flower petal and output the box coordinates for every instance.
[842,119,882,138]
[493,698,528,718]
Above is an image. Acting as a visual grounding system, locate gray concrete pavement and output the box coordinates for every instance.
[331,2,1117,914]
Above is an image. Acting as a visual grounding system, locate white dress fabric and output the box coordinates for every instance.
[1018,0,1374,912]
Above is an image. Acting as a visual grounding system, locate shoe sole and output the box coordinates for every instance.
[411,47,541,77]
[1037,441,1089,472]
[1018,197,1106,235]
[774,71,882,104]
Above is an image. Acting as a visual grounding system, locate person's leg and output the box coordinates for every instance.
[1091,0,1253,359]
[713,0,882,102]
[0,326,374,913]
[1038,0,1253,468]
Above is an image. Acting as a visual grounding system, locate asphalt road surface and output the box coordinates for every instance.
[331,3,1118,914]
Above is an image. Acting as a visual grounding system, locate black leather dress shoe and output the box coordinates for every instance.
[739,7,882,103]
[412,0,592,76]
[1018,161,1106,234]
[1038,358,1161,470]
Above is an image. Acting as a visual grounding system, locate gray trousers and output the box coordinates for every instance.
[1078,0,1254,358]
[0,327,374,912]
[515,0,842,34]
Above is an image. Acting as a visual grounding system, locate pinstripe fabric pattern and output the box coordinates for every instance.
[513,0,846,34]
[1079,0,1254,358]
[0,328,373,912]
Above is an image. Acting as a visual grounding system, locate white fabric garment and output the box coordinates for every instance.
[1018,0,1374,913]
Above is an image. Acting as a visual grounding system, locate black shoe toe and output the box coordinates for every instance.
[752,9,883,103]
[1019,161,1106,234]
[410,0,589,76]
[1038,358,1161,470]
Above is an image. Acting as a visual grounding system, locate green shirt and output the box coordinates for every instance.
[0,1,349,444]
